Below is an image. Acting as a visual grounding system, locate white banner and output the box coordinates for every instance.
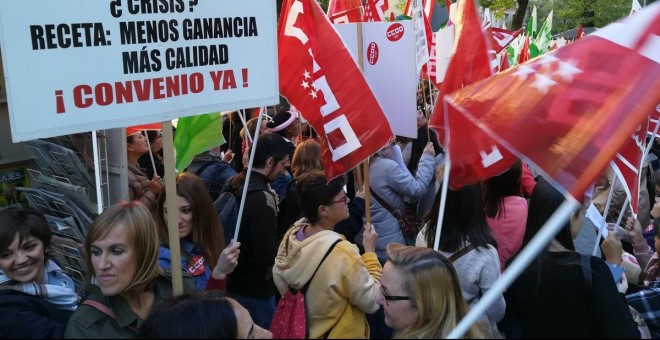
[411,0,429,74]
[434,24,455,84]
[335,21,417,138]
[0,0,278,142]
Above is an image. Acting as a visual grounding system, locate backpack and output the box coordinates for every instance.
[213,176,271,245]
[270,239,340,339]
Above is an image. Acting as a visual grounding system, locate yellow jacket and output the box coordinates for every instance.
[273,223,382,339]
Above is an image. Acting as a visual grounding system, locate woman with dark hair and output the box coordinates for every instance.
[126,131,163,212]
[272,171,382,338]
[483,160,528,271]
[140,291,271,339]
[154,173,233,292]
[504,178,640,338]
[137,130,164,180]
[0,207,78,338]
[417,184,505,336]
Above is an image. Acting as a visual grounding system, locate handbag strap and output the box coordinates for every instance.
[369,187,401,219]
[448,244,476,263]
[82,299,139,334]
[300,239,341,294]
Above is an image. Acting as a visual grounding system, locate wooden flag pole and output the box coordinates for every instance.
[161,120,183,296]
[357,19,372,225]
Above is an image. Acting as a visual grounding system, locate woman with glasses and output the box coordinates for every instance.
[272,171,382,339]
[378,243,485,339]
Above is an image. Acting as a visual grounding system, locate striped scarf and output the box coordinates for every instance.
[0,260,79,311]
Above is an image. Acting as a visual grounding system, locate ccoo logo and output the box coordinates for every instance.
[386,23,404,42]
[367,42,379,65]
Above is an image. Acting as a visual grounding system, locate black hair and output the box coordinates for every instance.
[522,178,575,252]
[406,128,443,175]
[0,207,52,258]
[652,169,660,187]
[424,183,497,252]
[483,160,523,219]
[140,291,237,339]
[296,170,347,224]
[251,132,292,169]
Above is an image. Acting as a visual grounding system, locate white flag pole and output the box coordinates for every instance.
[232,109,266,243]
[433,99,451,251]
[144,131,158,178]
[593,170,616,255]
[447,197,581,339]
[91,131,103,214]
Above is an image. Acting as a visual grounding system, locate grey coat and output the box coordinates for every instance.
[355,152,435,262]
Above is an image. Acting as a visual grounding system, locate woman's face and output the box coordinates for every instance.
[377,262,418,330]
[228,298,272,339]
[90,224,137,296]
[128,133,149,156]
[324,191,350,224]
[164,196,194,239]
[0,233,46,284]
[150,131,163,153]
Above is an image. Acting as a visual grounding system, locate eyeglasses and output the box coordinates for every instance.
[380,286,411,302]
[330,196,350,205]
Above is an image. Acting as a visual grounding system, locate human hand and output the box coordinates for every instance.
[652,201,660,219]
[223,150,234,163]
[423,142,435,156]
[362,223,378,254]
[617,272,628,294]
[148,176,163,194]
[601,232,623,266]
[624,216,645,246]
[212,241,241,280]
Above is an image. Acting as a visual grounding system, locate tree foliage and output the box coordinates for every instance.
[480,0,517,20]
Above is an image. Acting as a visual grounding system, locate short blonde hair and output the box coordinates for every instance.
[85,201,160,295]
[386,243,485,339]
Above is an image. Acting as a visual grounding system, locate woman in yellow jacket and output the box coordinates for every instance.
[273,171,381,339]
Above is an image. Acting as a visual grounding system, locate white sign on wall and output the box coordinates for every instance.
[0,0,278,142]
[335,21,417,139]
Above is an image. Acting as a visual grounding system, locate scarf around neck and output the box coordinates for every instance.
[0,259,79,311]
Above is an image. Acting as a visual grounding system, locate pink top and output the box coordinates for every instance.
[486,196,528,271]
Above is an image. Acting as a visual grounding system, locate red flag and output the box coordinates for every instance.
[499,50,510,71]
[518,36,531,64]
[446,4,660,198]
[329,6,363,23]
[612,121,648,215]
[576,24,584,40]
[490,28,523,54]
[327,0,362,16]
[126,123,161,136]
[279,0,394,180]
[389,12,396,21]
[363,0,387,22]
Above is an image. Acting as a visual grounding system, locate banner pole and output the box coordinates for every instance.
[161,120,183,296]
[91,130,103,214]
[433,99,451,251]
[356,20,373,225]
[233,109,266,243]
[448,198,580,338]
[144,132,158,178]
[593,170,616,255]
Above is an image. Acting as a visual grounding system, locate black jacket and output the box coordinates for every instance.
[0,290,73,339]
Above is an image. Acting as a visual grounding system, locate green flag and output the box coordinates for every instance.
[173,112,224,172]
[525,6,537,39]
[534,10,553,54]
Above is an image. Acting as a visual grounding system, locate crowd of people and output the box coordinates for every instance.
[2,101,659,339]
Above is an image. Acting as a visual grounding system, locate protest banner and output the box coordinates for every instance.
[0,0,279,142]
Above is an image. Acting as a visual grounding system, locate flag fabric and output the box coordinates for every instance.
[445,3,660,199]
[631,0,643,15]
[329,6,363,23]
[126,123,161,136]
[576,24,584,40]
[327,0,362,16]
[363,0,386,22]
[428,0,518,189]
[526,5,537,38]
[279,0,394,180]
[490,28,523,53]
[518,36,531,64]
[533,10,553,55]
[173,113,224,172]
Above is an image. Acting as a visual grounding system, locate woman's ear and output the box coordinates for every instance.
[318,205,328,218]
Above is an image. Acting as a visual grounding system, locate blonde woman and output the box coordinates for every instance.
[378,243,485,339]
[64,202,194,338]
